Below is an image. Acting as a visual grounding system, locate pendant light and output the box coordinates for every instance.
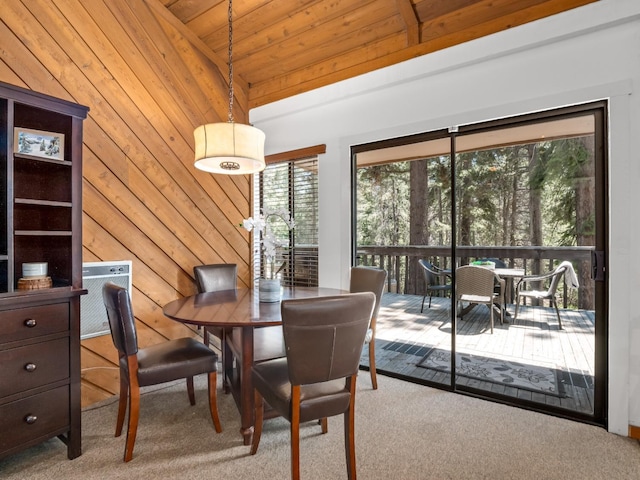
[193,0,265,175]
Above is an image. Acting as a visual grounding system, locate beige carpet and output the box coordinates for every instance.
[1,374,639,479]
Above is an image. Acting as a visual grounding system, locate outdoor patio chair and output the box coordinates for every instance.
[350,266,387,390]
[249,292,375,480]
[418,259,452,312]
[476,258,508,297]
[456,265,505,334]
[513,261,579,330]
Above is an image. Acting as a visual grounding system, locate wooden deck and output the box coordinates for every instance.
[361,293,595,415]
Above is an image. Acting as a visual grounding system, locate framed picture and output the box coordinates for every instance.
[13,127,65,161]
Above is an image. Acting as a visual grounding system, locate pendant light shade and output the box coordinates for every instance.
[193,0,266,175]
[194,122,265,175]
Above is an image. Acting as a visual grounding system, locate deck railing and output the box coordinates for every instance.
[356,245,594,309]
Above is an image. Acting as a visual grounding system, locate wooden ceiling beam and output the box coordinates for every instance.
[396,0,420,46]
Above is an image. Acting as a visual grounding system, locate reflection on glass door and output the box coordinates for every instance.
[353,102,606,426]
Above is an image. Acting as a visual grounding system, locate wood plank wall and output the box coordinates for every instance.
[0,0,252,406]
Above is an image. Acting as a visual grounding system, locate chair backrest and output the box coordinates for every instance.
[418,259,438,285]
[546,264,568,295]
[456,265,496,298]
[193,264,237,293]
[102,282,138,356]
[349,266,387,320]
[281,292,375,386]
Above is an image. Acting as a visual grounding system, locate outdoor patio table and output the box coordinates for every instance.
[494,268,525,309]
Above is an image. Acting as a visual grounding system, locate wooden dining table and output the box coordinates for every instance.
[162,285,345,445]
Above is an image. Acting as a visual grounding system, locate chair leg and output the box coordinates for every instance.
[290,385,301,480]
[514,295,520,320]
[344,376,357,480]
[186,376,196,405]
[115,370,128,438]
[367,314,378,390]
[320,417,328,434]
[489,303,494,334]
[552,299,563,330]
[428,293,433,309]
[250,389,264,455]
[123,375,140,462]
[207,371,222,433]
[368,339,377,390]
[420,295,426,313]
[205,327,230,394]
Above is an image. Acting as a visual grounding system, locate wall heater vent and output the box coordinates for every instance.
[80,261,132,340]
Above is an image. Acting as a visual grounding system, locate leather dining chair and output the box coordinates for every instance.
[249,292,375,480]
[194,263,237,389]
[102,282,222,462]
[349,266,387,390]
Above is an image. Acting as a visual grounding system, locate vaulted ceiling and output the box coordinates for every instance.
[161,0,598,109]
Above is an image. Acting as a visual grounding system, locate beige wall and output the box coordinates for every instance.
[0,0,251,406]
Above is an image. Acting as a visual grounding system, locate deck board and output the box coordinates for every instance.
[361,293,595,415]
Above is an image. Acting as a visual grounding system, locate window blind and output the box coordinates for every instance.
[257,157,318,287]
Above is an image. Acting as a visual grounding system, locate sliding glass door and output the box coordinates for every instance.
[353,102,607,426]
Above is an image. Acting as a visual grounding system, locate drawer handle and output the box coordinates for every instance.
[24,415,38,425]
[24,363,37,372]
[24,318,37,328]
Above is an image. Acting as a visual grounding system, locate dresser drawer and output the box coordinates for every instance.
[0,303,69,344]
[0,338,69,397]
[0,386,69,453]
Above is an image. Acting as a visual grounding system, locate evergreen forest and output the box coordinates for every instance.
[356,134,596,309]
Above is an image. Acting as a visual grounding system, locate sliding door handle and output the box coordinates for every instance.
[591,250,605,281]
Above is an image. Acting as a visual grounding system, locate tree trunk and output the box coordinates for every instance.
[576,136,595,310]
[509,168,519,266]
[458,154,473,259]
[408,159,428,294]
[528,144,543,277]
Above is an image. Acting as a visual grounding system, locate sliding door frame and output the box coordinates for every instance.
[351,100,608,427]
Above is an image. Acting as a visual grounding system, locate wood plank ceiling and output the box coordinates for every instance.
[162,0,599,109]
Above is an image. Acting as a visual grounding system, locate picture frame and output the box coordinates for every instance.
[13,127,65,161]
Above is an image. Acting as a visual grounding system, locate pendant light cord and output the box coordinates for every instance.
[227,0,234,123]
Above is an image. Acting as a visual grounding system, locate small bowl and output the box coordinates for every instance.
[22,262,48,278]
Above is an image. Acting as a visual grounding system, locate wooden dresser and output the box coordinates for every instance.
[0,82,87,460]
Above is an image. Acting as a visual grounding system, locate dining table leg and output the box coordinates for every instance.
[240,326,255,445]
